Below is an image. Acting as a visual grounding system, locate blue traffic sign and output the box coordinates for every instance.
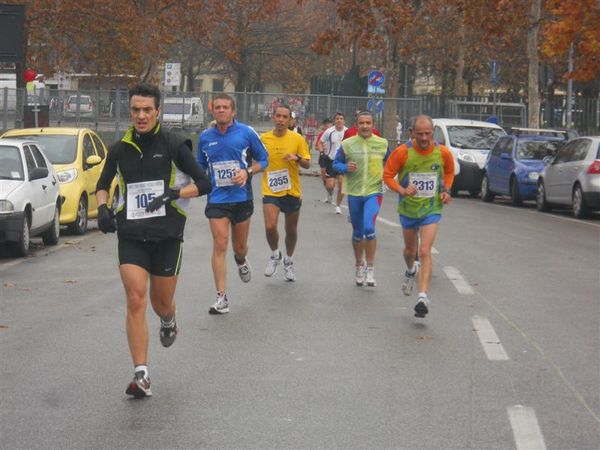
[368,70,385,87]
[490,60,498,86]
[367,98,384,114]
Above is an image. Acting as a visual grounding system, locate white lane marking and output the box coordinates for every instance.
[472,315,509,360]
[443,266,474,295]
[377,215,400,227]
[508,405,547,450]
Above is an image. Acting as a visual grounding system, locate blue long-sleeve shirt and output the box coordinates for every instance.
[197,120,269,203]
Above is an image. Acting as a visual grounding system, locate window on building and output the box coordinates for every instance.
[212,79,224,92]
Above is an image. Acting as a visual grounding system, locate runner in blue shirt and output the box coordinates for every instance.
[197,93,269,314]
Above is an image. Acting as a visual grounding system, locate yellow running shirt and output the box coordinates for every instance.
[260,130,311,198]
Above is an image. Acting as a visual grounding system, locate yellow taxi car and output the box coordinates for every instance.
[0,127,118,234]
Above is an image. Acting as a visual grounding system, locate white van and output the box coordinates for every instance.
[162,96,204,131]
[432,118,506,196]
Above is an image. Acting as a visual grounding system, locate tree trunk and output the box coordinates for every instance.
[454,16,466,96]
[527,0,542,128]
[383,39,400,141]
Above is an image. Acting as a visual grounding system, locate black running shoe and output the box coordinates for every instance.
[159,317,178,348]
[414,297,429,318]
[125,371,152,397]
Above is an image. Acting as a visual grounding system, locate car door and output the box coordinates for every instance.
[23,144,54,228]
[81,131,101,212]
[545,141,577,203]
[487,137,511,193]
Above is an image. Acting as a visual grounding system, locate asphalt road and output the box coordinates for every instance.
[1,174,599,449]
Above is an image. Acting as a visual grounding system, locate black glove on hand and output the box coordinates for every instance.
[97,204,117,233]
[145,188,180,213]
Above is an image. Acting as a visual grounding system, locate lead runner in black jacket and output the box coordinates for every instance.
[96,84,211,398]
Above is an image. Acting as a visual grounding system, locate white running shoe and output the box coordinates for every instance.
[402,262,419,296]
[237,259,251,283]
[365,266,376,287]
[125,371,152,397]
[264,251,282,277]
[209,294,229,315]
[355,261,366,286]
[283,259,296,282]
[335,206,342,214]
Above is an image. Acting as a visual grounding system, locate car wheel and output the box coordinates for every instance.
[481,175,494,202]
[42,204,60,246]
[572,184,590,219]
[68,195,88,235]
[11,213,30,257]
[510,177,523,207]
[469,189,480,198]
[536,180,551,212]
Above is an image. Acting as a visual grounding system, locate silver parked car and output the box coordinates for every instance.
[536,136,600,218]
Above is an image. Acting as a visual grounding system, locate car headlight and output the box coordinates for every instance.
[528,171,540,180]
[57,168,78,184]
[458,151,476,163]
[0,200,15,212]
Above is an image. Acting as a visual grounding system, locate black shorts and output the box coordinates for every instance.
[205,201,254,225]
[318,153,328,169]
[323,157,340,178]
[263,195,302,214]
[118,238,183,277]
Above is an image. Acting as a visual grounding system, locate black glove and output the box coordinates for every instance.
[145,188,180,212]
[97,204,116,233]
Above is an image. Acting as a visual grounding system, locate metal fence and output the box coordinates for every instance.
[1,87,598,144]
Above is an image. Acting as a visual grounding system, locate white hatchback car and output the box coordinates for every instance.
[433,118,506,197]
[0,139,61,256]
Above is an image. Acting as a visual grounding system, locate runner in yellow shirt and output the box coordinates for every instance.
[260,105,311,281]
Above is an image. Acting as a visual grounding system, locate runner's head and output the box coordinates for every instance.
[356,111,374,138]
[212,94,236,127]
[413,115,434,151]
[129,84,161,134]
[333,112,345,130]
[273,104,292,135]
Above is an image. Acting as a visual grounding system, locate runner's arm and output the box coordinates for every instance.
[175,142,212,197]
[383,146,408,193]
[440,146,455,191]
[96,144,118,204]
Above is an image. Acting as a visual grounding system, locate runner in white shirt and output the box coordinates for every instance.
[319,112,347,214]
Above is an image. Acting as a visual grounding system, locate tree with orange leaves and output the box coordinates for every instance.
[542,0,600,82]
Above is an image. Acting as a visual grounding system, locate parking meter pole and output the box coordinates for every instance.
[33,86,38,128]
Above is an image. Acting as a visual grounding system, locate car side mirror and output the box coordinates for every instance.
[542,155,553,166]
[29,167,49,180]
[86,155,102,166]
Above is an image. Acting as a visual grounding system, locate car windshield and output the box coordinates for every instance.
[69,97,91,105]
[0,146,24,180]
[447,126,506,150]
[516,140,561,160]
[16,135,78,164]
[163,103,191,114]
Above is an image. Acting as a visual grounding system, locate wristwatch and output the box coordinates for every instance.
[245,167,253,176]
[442,188,451,194]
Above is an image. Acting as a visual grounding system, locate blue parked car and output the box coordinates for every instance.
[481,134,564,205]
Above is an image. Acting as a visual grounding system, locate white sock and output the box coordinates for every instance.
[272,249,281,258]
[284,256,293,264]
[418,292,428,301]
[134,365,148,376]
[407,265,416,274]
